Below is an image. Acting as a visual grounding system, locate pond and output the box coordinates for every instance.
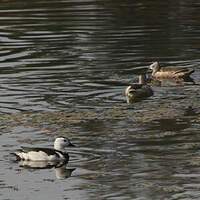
[0,0,200,199]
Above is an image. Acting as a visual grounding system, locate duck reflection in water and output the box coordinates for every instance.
[147,76,195,87]
[18,160,76,180]
[12,137,76,179]
[125,74,153,104]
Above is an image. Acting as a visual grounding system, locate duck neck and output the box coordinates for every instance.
[152,69,157,76]
[139,74,146,84]
[152,62,160,75]
[54,143,64,151]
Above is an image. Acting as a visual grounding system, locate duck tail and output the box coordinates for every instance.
[10,152,22,161]
[174,68,195,77]
[183,69,195,77]
[188,69,195,75]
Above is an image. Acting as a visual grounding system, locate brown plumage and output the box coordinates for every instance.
[125,74,153,104]
[149,62,194,79]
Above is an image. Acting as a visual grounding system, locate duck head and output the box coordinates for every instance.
[54,137,75,151]
[148,61,160,74]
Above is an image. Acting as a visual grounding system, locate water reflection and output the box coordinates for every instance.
[0,0,199,113]
[184,106,199,116]
[18,160,76,180]
[150,118,191,131]
[147,75,196,87]
[0,0,200,199]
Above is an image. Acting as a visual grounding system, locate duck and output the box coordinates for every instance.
[125,74,153,103]
[12,137,75,162]
[148,61,194,79]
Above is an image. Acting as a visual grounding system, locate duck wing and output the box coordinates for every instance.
[174,68,194,75]
[160,67,182,72]
[160,67,194,75]
[21,146,61,156]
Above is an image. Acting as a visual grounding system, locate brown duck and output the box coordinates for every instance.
[125,74,153,104]
[149,61,194,79]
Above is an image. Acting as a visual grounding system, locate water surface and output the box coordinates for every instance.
[0,0,200,200]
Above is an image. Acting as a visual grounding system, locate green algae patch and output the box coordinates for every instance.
[137,182,183,193]
[0,102,199,137]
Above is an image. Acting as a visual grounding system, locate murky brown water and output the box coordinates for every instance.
[1,0,200,200]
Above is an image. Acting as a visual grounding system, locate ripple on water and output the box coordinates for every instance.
[0,0,200,200]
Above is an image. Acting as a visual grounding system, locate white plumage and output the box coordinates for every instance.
[12,137,74,162]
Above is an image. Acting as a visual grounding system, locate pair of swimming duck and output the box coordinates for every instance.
[125,61,195,103]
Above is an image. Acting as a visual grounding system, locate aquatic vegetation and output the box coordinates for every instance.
[0,101,198,141]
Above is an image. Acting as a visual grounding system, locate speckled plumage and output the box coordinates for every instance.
[125,74,153,103]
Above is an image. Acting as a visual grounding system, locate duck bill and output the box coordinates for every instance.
[147,66,153,72]
[68,142,75,147]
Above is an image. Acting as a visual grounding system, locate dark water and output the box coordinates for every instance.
[1,0,200,199]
